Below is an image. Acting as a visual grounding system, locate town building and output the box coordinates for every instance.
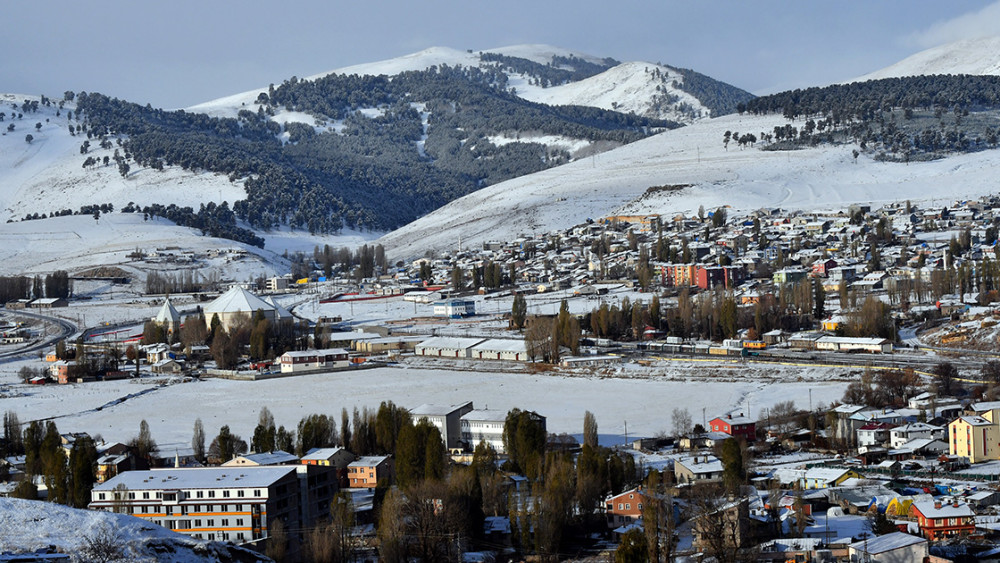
[278,349,350,374]
[410,402,475,451]
[708,414,756,442]
[347,455,394,489]
[89,467,302,543]
[847,531,927,562]
[909,499,976,540]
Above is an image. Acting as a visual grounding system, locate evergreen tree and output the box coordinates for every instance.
[511,293,527,330]
[192,418,206,462]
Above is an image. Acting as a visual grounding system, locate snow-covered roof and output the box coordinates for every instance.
[262,296,294,320]
[204,286,274,315]
[675,454,723,474]
[848,531,926,554]
[301,447,350,461]
[470,339,527,353]
[153,298,180,323]
[411,402,472,416]
[416,336,487,350]
[462,409,509,423]
[348,455,391,468]
[971,401,1000,412]
[911,500,975,519]
[281,348,348,359]
[93,466,297,491]
[223,450,299,466]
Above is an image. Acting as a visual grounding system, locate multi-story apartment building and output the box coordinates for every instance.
[89,466,301,543]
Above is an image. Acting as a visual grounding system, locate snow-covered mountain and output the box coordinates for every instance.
[189,44,742,124]
[0,497,271,562]
[851,36,1000,82]
[522,61,710,121]
[378,110,1000,259]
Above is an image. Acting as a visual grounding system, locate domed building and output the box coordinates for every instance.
[203,287,293,331]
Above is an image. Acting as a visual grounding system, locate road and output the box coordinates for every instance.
[0,308,78,361]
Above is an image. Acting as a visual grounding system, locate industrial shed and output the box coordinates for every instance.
[470,339,528,361]
[414,337,485,358]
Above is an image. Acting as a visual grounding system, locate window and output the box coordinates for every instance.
[208,491,215,498]
[197,491,204,498]
[222,519,229,526]
[238,490,245,498]
[638,503,643,510]
[195,519,202,527]
[98,493,105,500]
[625,503,631,510]
[618,503,623,510]
[254,489,261,496]
[223,490,230,498]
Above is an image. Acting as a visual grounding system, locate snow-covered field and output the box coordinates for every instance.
[0,213,288,281]
[0,356,849,454]
[378,110,1000,260]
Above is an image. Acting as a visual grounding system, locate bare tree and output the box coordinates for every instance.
[80,523,128,562]
[671,408,693,439]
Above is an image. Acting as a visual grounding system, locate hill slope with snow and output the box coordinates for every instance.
[521,61,710,121]
[378,111,1000,259]
[851,36,1000,82]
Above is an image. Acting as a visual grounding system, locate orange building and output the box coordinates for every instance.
[605,487,645,528]
[347,455,394,489]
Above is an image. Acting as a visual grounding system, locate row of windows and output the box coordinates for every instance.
[615,503,642,511]
[116,503,259,515]
[192,532,247,541]
[97,489,263,501]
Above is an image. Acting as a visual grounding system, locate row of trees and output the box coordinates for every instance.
[0,271,71,303]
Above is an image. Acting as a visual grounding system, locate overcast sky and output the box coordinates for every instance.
[5,0,1000,109]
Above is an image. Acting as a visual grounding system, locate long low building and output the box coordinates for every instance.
[354,335,425,354]
[815,336,892,354]
[470,339,528,361]
[279,348,350,373]
[414,337,486,358]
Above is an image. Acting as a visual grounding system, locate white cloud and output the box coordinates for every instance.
[905,1,1000,48]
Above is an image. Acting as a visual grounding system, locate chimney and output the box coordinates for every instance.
[934,499,942,509]
[953,499,960,508]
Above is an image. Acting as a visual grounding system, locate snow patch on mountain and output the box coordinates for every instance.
[519,61,710,121]
[851,36,1000,82]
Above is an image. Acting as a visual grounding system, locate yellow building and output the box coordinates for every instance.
[949,415,1000,463]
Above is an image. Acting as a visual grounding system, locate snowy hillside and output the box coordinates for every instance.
[851,36,1000,82]
[188,44,727,124]
[0,94,244,222]
[0,497,270,562]
[521,61,710,121]
[378,111,1000,259]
